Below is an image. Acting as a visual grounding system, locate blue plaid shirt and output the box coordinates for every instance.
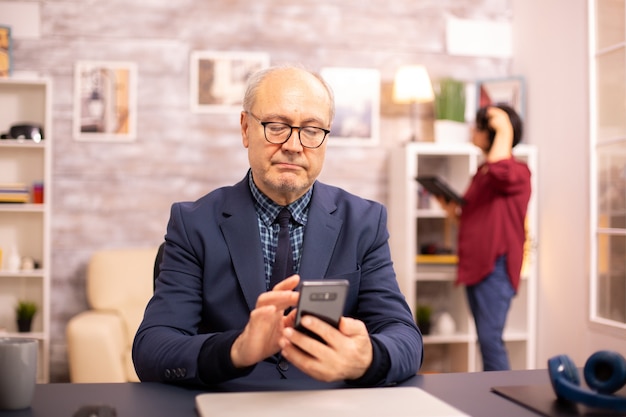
[248,171,311,290]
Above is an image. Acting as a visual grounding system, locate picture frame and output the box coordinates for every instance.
[320,67,380,146]
[476,76,525,119]
[73,61,138,142]
[0,25,11,78]
[190,51,270,113]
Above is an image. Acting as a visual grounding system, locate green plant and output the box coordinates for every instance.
[415,304,432,325]
[15,300,38,321]
[434,78,466,122]
[415,304,432,335]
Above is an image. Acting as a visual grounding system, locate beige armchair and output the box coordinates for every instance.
[66,246,159,382]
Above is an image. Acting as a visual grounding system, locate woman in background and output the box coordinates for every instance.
[439,103,531,371]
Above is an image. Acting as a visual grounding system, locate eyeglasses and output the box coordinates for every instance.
[247,112,330,149]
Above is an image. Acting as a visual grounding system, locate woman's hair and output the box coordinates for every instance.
[475,103,523,150]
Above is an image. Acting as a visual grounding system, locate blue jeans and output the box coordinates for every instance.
[466,256,514,371]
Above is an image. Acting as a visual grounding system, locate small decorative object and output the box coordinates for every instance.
[435,311,457,335]
[15,300,37,333]
[20,256,35,271]
[9,123,44,142]
[5,245,21,272]
[32,182,44,204]
[416,305,433,335]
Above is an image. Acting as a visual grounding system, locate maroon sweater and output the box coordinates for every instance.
[457,157,531,292]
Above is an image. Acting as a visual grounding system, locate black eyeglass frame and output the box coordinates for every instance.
[246,112,330,149]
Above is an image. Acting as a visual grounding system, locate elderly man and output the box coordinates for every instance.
[133,65,422,387]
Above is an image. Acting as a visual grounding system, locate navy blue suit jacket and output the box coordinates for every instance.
[133,175,422,386]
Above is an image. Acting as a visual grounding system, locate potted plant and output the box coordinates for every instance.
[433,77,468,143]
[416,304,432,335]
[15,300,38,333]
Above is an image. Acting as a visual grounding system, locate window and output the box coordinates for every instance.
[590,0,626,327]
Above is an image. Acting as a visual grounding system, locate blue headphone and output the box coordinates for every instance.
[548,350,626,412]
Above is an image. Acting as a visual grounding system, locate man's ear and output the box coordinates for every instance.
[241,112,250,148]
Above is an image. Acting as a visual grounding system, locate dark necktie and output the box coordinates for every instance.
[270,207,293,289]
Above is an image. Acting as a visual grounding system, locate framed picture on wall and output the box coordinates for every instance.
[190,51,270,113]
[73,61,138,141]
[320,67,380,146]
[0,25,11,77]
[476,76,525,119]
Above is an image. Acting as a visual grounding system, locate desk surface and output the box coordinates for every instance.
[0,369,552,417]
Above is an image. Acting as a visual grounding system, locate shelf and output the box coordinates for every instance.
[0,77,48,87]
[0,331,46,339]
[0,203,45,213]
[0,270,46,279]
[415,262,456,281]
[416,271,455,281]
[422,330,528,345]
[389,142,538,372]
[415,208,446,218]
[503,331,529,342]
[423,333,473,344]
[0,77,51,382]
[0,140,46,149]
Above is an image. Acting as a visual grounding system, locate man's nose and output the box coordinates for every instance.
[283,128,303,150]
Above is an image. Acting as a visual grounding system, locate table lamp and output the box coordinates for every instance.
[392,65,435,141]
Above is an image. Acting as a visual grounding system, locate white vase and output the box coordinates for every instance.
[434,120,470,144]
[435,312,457,335]
[6,246,20,273]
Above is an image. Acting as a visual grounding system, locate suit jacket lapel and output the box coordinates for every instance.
[219,179,343,310]
[299,183,343,279]
[220,179,266,311]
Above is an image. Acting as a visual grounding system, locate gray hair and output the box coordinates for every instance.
[242,64,335,122]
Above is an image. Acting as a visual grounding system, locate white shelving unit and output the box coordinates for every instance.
[389,142,538,373]
[0,77,52,382]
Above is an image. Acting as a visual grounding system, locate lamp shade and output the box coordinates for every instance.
[392,65,435,104]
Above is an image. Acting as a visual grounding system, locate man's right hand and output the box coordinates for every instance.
[230,275,300,368]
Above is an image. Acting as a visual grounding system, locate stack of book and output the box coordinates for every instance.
[0,183,29,203]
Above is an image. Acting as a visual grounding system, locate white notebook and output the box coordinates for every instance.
[196,386,469,417]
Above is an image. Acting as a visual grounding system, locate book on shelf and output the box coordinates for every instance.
[0,183,28,203]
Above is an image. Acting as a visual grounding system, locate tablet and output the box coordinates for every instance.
[415,176,465,205]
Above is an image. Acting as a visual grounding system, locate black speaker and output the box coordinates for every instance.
[548,350,626,412]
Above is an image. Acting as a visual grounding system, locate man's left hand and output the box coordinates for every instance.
[279,315,373,382]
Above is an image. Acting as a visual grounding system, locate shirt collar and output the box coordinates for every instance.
[247,170,312,226]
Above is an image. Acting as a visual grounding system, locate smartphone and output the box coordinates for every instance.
[294,279,349,343]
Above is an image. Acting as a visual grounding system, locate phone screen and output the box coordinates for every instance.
[294,279,349,342]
